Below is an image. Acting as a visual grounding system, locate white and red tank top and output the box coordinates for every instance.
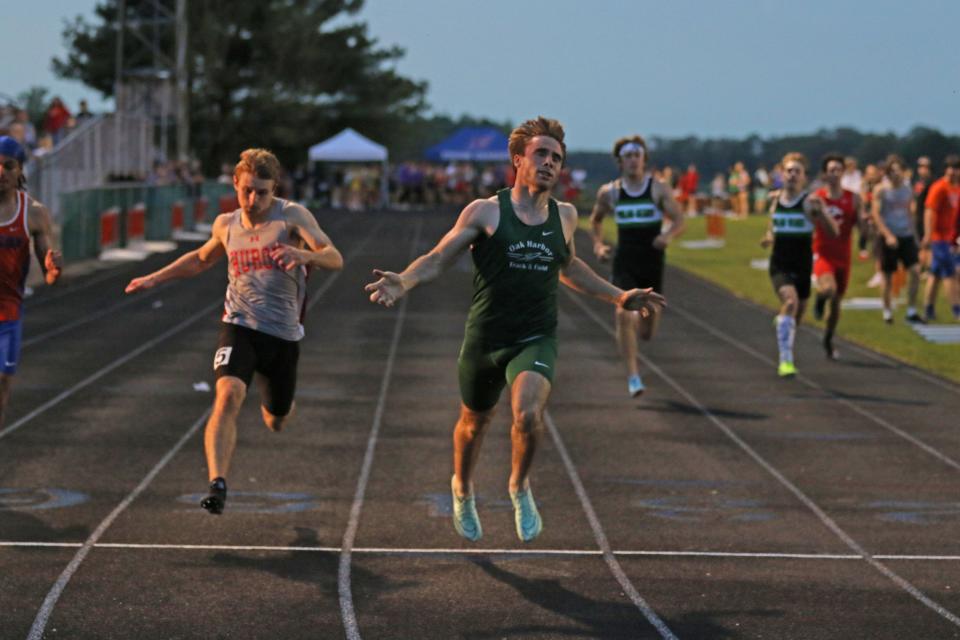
[222,198,307,341]
[0,191,32,321]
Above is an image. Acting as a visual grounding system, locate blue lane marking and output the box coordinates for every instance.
[602,477,742,488]
[418,493,517,518]
[176,491,321,513]
[775,432,876,441]
[0,488,90,510]
[866,500,960,525]
[634,496,775,523]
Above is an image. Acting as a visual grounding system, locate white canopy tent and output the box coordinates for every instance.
[308,128,389,208]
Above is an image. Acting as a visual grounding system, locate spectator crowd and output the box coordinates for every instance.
[0,96,96,162]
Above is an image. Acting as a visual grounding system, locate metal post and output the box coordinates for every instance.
[175,0,189,161]
[114,0,126,112]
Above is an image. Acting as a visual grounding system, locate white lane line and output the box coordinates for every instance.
[614,551,862,559]
[304,219,381,314]
[0,542,83,548]
[22,284,170,348]
[668,303,960,473]
[25,268,135,309]
[565,292,960,628]
[875,555,960,561]
[26,408,211,640]
[0,300,221,441]
[673,268,960,395]
[8,541,960,561]
[339,219,421,640]
[545,411,679,640]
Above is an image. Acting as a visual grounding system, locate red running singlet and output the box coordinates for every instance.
[812,187,858,266]
[0,191,32,321]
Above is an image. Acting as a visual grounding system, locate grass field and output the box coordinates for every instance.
[583,214,960,384]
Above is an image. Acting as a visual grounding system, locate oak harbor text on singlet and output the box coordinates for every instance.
[464,189,570,347]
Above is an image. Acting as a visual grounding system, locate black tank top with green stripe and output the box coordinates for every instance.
[464,189,570,347]
[613,176,664,251]
[770,191,813,268]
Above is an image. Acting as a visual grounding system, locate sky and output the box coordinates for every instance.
[4,0,960,151]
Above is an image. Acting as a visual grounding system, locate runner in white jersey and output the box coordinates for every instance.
[125,148,343,514]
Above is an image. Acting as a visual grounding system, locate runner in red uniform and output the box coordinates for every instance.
[0,136,62,426]
[812,153,862,360]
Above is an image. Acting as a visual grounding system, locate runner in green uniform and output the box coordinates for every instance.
[365,116,665,542]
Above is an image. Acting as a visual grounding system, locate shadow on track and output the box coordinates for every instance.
[201,527,407,598]
[0,509,90,542]
[634,399,768,421]
[467,557,736,639]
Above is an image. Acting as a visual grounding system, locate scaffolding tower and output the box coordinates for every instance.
[114,0,188,161]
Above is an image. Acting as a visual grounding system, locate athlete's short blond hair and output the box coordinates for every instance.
[508,116,566,162]
[781,152,808,172]
[234,148,281,182]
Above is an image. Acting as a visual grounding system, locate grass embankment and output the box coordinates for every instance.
[582,214,960,384]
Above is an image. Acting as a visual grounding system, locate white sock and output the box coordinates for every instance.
[907,306,917,316]
[776,315,795,364]
[882,308,893,321]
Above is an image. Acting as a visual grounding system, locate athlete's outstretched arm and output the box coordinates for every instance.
[558,202,666,315]
[269,204,343,272]
[124,215,227,293]
[365,199,491,307]
[560,256,666,316]
[760,194,777,248]
[653,180,686,249]
[26,197,62,285]
[589,183,614,261]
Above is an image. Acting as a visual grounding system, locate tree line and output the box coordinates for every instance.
[52,1,958,181]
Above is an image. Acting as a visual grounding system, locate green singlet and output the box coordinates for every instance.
[458,189,571,411]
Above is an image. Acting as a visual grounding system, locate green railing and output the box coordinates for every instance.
[59,181,235,261]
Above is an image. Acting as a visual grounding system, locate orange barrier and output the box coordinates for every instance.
[171,201,184,231]
[706,211,726,239]
[218,194,239,214]
[100,207,120,248]
[193,196,208,223]
[127,203,146,244]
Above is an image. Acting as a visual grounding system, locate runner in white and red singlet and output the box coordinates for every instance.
[126,148,342,514]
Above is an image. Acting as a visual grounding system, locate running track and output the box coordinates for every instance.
[1,209,958,639]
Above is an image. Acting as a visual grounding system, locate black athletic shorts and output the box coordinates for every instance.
[612,248,665,292]
[769,257,812,300]
[214,323,300,416]
[878,236,919,273]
